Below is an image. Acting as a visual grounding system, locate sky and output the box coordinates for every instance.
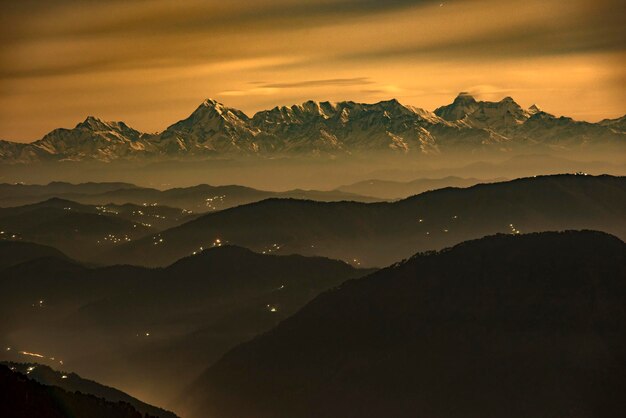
[0,0,624,142]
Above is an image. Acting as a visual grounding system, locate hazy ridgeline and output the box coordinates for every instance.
[1,151,625,192]
[1,174,622,268]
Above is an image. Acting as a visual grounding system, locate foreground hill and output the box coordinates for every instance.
[1,95,624,163]
[0,364,160,418]
[2,362,177,418]
[0,181,379,210]
[184,231,626,418]
[0,245,366,409]
[102,174,626,267]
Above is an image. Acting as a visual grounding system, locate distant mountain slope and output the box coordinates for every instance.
[1,95,623,162]
[0,241,69,270]
[184,231,626,418]
[101,174,626,267]
[0,181,137,199]
[1,362,177,418]
[0,198,156,260]
[0,246,367,409]
[336,176,507,199]
[600,115,626,133]
[0,364,157,418]
[0,182,380,210]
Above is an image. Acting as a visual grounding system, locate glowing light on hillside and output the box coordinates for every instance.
[20,351,45,358]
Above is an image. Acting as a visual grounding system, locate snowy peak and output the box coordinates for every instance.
[195,98,249,119]
[454,92,477,104]
[434,92,480,121]
[157,98,258,155]
[201,98,220,107]
[76,116,108,130]
[599,114,626,133]
[194,98,249,121]
[299,100,338,118]
[526,110,556,121]
[252,101,342,128]
[253,99,416,127]
[435,93,529,130]
[370,99,416,116]
[468,96,529,128]
[75,116,124,133]
[165,99,251,134]
[74,116,139,138]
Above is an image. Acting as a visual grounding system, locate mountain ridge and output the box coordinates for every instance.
[2,94,623,162]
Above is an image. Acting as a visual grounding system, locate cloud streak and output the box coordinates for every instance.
[0,0,624,141]
[262,77,374,89]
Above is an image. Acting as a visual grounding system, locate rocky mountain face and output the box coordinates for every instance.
[600,114,626,133]
[1,94,624,162]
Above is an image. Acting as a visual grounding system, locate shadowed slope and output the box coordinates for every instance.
[185,231,626,418]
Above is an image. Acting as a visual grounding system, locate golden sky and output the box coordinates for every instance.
[1,0,624,141]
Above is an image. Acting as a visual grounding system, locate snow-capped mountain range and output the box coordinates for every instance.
[1,93,623,163]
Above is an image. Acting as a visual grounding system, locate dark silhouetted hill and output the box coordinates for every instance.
[1,362,177,418]
[0,364,159,418]
[184,231,626,418]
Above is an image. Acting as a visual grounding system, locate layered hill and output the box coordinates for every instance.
[0,241,69,270]
[0,244,367,409]
[0,181,380,210]
[184,231,626,418]
[0,198,187,260]
[2,94,623,162]
[101,174,626,268]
